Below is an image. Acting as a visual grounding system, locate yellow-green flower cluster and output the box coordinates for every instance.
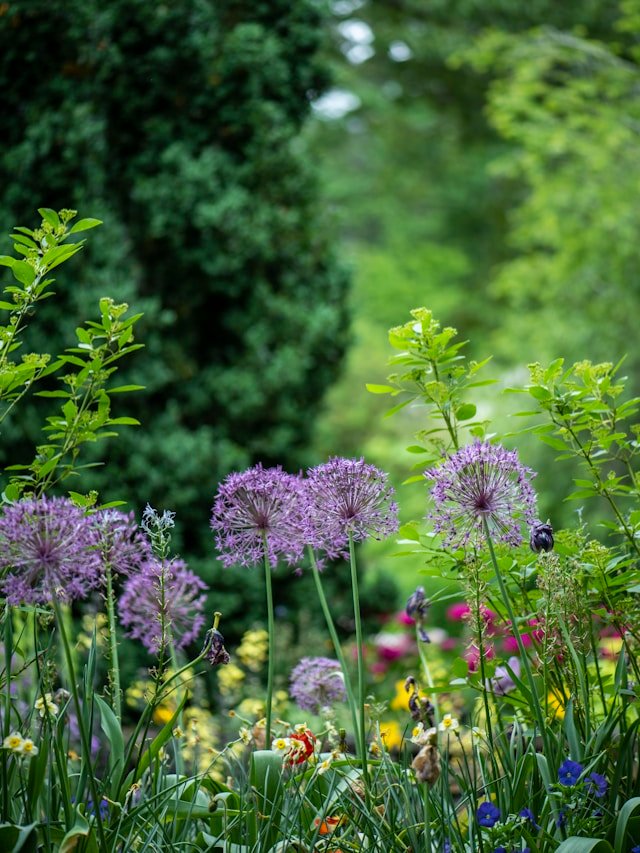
[236,629,269,672]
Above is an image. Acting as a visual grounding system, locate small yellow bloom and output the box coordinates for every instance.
[547,689,566,721]
[3,732,24,752]
[239,727,251,745]
[438,714,460,732]
[411,722,437,745]
[152,704,175,726]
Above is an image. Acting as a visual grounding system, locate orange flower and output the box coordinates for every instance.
[312,815,345,835]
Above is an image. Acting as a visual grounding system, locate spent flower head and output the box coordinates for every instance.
[211,464,305,568]
[119,557,207,653]
[406,586,431,642]
[0,497,102,605]
[304,457,398,555]
[425,441,537,549]
[289,657,347,715]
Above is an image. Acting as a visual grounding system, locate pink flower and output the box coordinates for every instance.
[397,610,415,626]
[464,644,495,672]
[447,602,471,621]
[503,633,533,654]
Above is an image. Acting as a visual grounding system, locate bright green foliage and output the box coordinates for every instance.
[0,209,142,504]
[0,1,350,634]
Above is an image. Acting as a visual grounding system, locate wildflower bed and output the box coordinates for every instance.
[0,215,639,852]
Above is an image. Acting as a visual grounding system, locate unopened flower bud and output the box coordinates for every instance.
[530,521,554,553]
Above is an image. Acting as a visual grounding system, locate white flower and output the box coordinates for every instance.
[18,738,38,757]
[271,737,291,754]
[2,732,24,753]
[471,726,486,743]
[239,727,252,745]
[410,722,437,745]
[35,692,59,718]
[438,713,459,732]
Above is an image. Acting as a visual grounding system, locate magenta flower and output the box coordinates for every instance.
[304,457,399,555]
[92,509,151,578]
[211,464,305,568]
[289,656,347,714]
[425,441,537,549]
[0,497,102,605]
[118,558,207,653]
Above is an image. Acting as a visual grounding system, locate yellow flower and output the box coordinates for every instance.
[218,663,245,696]
[547,689,566,721]
[237,629,269,672]
[153,704,175,726]
[239,727,252,745]
[379,720,403,750]
[3,732,24,752]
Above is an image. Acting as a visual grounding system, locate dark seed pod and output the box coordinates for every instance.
[530,521,554,553]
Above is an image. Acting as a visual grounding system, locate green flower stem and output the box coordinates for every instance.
[348,534,369,783]
[2,604,11,819]
[51,595,108,851]
[482,518,549,753]
[104,562,121,721]
[263,538,275,743]
[308,546,360,750]
[169,642,184,776]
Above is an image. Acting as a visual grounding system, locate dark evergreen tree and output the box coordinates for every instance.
[0,0,350,637]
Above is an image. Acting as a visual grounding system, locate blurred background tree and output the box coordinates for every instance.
[0,0,353,645]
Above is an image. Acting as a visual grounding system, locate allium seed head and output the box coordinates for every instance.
[303,457,398,554]
[289,656,347,714]
[425,441,537,549]
[211,465,305,568]
[0,497,102,605]
[118,558,207,653]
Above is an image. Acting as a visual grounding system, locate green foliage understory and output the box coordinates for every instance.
[0,214,639,852]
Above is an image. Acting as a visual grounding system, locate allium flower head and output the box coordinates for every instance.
[0,497,102,605]
[289,657,347,714]
[92,509,151,578]
[119,558,207,653]
[304,457,398,554]
[425,441,537,549]
[211,464,305,568]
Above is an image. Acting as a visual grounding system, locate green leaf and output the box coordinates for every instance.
[455,403,477,420]
[95,695,125,794]
[406,445,428,454]
[555,839,613,852]
[0,823,38,853]
[365,383,396,394]
[0,255,16,268]
[11,261,35,287]
[108,416,140,425]
[68,218,103,234]
[107,384,145,393]
[613,796,640,852]
[38,208,61,228]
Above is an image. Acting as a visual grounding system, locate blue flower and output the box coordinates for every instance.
[558,758,583,786]
[556,809,567,828]
[519,807,540,830]
[476,802,501,828]
[585,771,608,798]
[631,846,640,853]
[493,848,507,853]
[442,842,451,853]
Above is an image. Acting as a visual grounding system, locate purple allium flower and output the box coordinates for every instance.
[0,497,102,605]
[558,758,583,787]
[476,802,501,828]
[289,656,347,714]
[92,509,151,578]
[118,558,207,653]
[303,457,398,555]
[211,464,305,568]
[585,771,608,798]
[425,441,537,549]
[488,656,521,696]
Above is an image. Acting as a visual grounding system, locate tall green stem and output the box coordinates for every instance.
[263,539,275,743]
[51,596,108,851]
[482,519,549,754]
[348,535,369,782]
[308,546,360,749]
[2,604,11,819]
[104,562,121,721]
